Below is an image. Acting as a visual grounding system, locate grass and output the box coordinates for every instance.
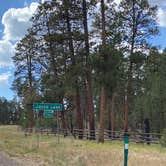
[0,125,166,166]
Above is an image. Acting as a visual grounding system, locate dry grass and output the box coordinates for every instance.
[0,125,166,166]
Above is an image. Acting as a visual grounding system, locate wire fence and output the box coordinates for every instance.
[23,127,162,144]
[20,127,165,166]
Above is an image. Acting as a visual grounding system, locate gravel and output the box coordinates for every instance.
[0,152,23,166]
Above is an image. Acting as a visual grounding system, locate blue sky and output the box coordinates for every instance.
[0,0,166,100]
[0,0,39,100]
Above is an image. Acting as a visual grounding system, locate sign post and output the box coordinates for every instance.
[36,112,39,148]
[56,111,60,143]
[124,135,129,166]
[33,103,62,146]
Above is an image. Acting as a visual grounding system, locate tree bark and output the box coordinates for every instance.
[98,86,105,143]
[61,111,67,136]
[27,53,34,132]
[76,87,84,139]
[107,96,112,138]
[98,0,106,143]
[65,1,83,138]
[111,93,116,138]
[86,74,95,139]
[82,0,95,140]
[124,0,136,134]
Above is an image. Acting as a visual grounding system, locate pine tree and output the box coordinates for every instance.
[32,0,86,138]
[12,30,40,130]
[91,0,122,143]
[82,0,95,140]
[119,0,158,133]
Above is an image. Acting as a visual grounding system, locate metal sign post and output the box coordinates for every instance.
[33,110,40,149]
[32,102,62,145]
[56,111,60,144]
[124,135,129,166]
[36,111,39,148]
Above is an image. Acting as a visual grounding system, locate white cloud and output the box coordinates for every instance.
[41,0,52,3]
[148,1,166,27]
[0,40,14,67]
[114,0,121,5]
[2,2,38,41]
[0,0,166,68]
[0,2,39,68]
[115,0,166,6]
[157,8,166,27]
[115,0,166,27]
[0,72,12,86]
[147,1,166,28]
[149,0,166,7]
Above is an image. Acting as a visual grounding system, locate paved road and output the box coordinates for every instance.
[0,153,22,166]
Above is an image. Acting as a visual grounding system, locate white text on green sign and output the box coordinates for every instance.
[33,103,62,111]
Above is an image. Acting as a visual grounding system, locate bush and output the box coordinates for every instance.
[160,129,166,147]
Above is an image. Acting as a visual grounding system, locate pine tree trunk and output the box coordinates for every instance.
[107,96,112,138]
[69,112,74,136]
[28,57,34,132]
[61,111,67,136]
[107,93,116,139]
[76,87,84,139]
[28,107,34,132]
[87,73,95,139]
[27,101,34,132]
[124,61,132,134]
[98,0,106,143]
[98,86,105,143]
[124,0,138,134]
[111,93,116,138]
[65,1,84,139]
[82,0,95,140]
[80,81,88,130]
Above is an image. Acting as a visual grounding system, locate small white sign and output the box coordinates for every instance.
[125,144,128,149]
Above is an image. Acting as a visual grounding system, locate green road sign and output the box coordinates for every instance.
[44,110,53,118]
[33,103,62,111]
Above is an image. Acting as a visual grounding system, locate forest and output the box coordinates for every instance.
[5,0,166,143]
[0,97,21,125]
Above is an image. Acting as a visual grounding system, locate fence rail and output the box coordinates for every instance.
[23,127,162,144]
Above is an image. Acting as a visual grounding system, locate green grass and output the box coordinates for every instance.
[0,125,166,166]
